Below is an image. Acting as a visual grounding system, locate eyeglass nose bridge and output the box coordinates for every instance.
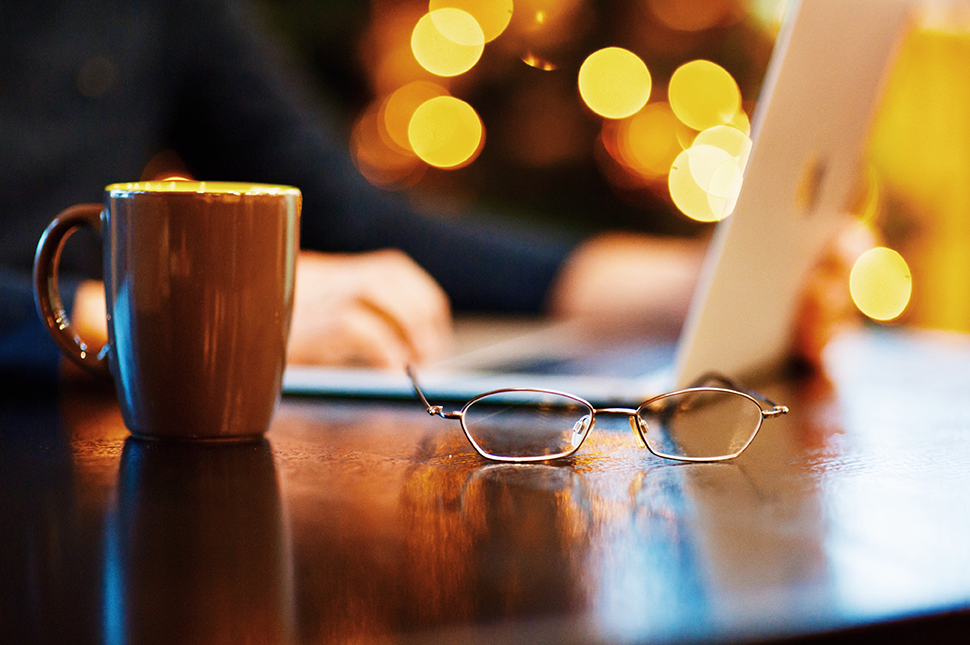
[591,406,648,449]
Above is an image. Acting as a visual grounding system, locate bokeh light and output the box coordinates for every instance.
[509,0,589,72]
[849,247,913,321]
[409,95,484,168]
[726,107,751,136]
[522,52,558,70]
[669,59,741,130]
[366,4,435,97]
[380,81,450,152]
[578,47,652,119]
[616,102,685,177]
[647,0,743,32]
[670,149,720,222]
[668,124,751,221]
[411,9,485,77]
[430,0,513,43]
[351,104,426,189]
[693,125,752,168]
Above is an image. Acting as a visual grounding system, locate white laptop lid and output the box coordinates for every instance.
[674,0,911,387]
[283,0,912,404]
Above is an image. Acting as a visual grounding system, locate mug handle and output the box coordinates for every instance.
[33,203,111,376]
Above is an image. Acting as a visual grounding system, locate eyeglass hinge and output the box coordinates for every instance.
[763,405,789,418]
[427,405,462,420]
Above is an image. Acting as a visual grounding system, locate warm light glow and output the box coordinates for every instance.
[522,52,558,70]
[854,165,881,228]
[850,247,913,321]
[686,144,733,194]
[409,95,484,168]
[706,158,743,215]
[351,105,426,189]
[867,22,970,332]
[669,149,721,222]
[411,9,485,77]
[693,125,752,168]
[750,0,791,33]
[430,0,513,43]
[617,102,684,177]
[668,59,741,130]
[106,182,300,196]
[647,0,740,32]
[366,4,431,96]
[727,107,751,136]
[578,47,652,119]
[668,124,750,221]
[380,81,450,152]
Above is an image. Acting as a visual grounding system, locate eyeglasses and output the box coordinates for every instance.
[407,366,788,463]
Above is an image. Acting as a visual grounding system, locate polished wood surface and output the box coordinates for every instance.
[2,329,970,644]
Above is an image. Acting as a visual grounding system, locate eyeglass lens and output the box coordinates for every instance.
[637,389,764,460]
[462,390,594,460]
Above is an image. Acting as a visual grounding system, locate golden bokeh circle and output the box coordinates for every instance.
[668,60,741,131]
[411,9,485,77]
[408,95,484,168]
[429,0,513,43]
[850,247,913,321]
[578,47,652,119]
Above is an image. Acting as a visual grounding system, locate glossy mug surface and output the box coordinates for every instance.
[34,181,301,441]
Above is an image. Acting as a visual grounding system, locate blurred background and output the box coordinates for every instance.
[254,0,780,235]
[253,0,970,332]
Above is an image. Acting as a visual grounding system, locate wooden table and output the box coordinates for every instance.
[2,328,969,644]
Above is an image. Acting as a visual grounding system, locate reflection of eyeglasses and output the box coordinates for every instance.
[407,366,788,463]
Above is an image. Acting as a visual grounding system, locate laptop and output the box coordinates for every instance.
[283,0,912,405]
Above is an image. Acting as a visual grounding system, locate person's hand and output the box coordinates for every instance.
[547,223,873,371]
[792,220,875,369]
[546,232,706,335]
[287,249,452,369]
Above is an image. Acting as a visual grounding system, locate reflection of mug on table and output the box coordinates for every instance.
[106,439,293,644]
[33,181,301,440]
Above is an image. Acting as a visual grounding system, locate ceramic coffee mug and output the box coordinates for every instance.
[34,181,301,441]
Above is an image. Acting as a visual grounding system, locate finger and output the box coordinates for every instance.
[287,301,412,368]
[289,249,452,366]
[353,250,453,363]
[793,222,874,366]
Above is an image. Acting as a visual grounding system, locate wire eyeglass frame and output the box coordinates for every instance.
[407,365,789,463]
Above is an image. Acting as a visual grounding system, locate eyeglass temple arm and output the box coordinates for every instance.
[686,371,789,417]
[405,365,462,419]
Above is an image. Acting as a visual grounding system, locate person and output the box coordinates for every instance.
[0,0,861,388]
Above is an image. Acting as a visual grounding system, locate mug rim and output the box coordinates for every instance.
[106,181,301,197]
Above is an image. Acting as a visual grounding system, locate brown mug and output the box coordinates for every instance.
[33,181,301,441]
